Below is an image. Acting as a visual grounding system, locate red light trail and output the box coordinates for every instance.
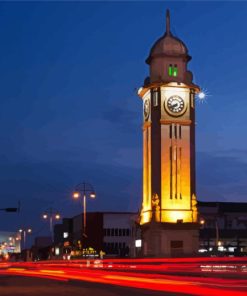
[0,258,247,295]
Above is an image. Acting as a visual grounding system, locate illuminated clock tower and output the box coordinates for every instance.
[138,10,200,257]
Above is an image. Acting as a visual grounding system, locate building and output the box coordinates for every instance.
[198,201,247,255]
[54,212,135,258]
[51,201,247,259]
[31,236,53,261]
[103,212,135,256]
[138,9,200,257]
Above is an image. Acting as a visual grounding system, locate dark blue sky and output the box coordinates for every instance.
[1,1,247,236]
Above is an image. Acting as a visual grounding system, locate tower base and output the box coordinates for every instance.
[141,221,199,257]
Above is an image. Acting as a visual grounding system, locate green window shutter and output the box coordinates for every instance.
[168,65,173,76]
[173,66,178,77]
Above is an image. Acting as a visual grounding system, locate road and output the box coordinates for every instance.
[0,276,181,296]
[0,257,247,295]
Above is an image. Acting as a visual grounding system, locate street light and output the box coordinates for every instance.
[19,228,32,250]
[72,182,96,238]
[42,208,61,241]
[200,217,220,250]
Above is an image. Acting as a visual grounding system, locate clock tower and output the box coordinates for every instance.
[138,10,200,257]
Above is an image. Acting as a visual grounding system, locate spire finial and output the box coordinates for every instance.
[166,9,170,35]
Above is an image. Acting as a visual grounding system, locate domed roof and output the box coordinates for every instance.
[146,10,190,64]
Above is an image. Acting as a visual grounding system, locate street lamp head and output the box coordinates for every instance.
[27,228,32,233]
[73,191,80,199]
[90,192,96,199]
[43,214,48,219]
[55,214,60,220]
[200,219,205,225]
[19,229,23,233]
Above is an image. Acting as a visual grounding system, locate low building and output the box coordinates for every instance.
[198,201,247,255]
[31,236,53,261]
[103,212,134,257]
[54,212,135,258]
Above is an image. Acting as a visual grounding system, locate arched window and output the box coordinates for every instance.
[173,64,178,77]
[168,64,173,76]
[168,64,178,77]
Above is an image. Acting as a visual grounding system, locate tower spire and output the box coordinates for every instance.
[166,9,171,35]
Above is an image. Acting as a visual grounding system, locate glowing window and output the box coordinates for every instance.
[173,65,178,77]
[63,232,69,238]
[55,248,60,255]
[135,239,142,248]
[168,65,178,77]
[168,64,173,76]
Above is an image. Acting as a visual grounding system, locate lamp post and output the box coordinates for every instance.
[215,219,220,248]
[200,218,220,250]
[19,228,32,250]
[72,182,96,238]
[42,208,61,241]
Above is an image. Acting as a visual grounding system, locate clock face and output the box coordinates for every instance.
[165,95,186,116]
[143,99,150,121]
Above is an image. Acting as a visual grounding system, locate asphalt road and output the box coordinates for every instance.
[0,275,182,296]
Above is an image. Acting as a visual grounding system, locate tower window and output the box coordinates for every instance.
[169,146,172,199]
[169,125,172,138]
[168,64,173,76]
[153,89,158,106]
[168,64,178,77]
[173,65,178,77]
[190,92,194,108]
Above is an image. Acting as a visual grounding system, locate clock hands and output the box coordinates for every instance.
[172,102,179,108]
[166,95,185,115]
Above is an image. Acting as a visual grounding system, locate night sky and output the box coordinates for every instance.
[1,1,247,238]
